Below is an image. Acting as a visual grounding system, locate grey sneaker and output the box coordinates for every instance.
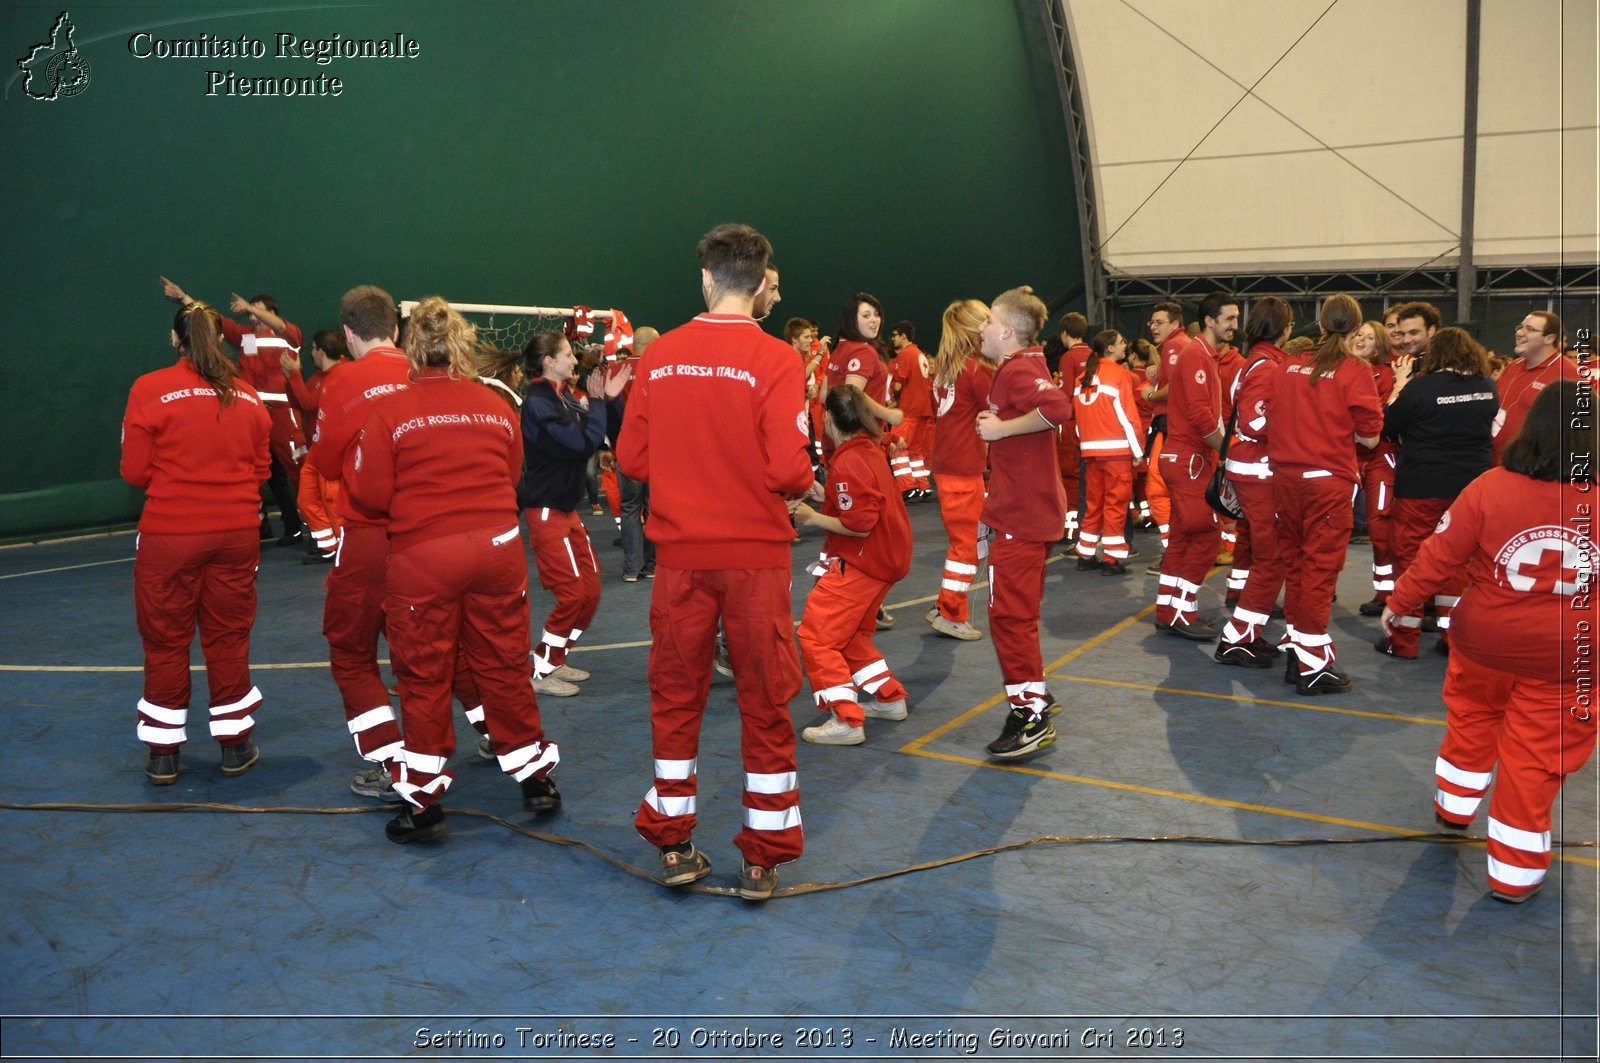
[864,698,908,721]
[532,674,580,697]
[146,751,179,786]
[930,615,983,641]
[802,715,865,745]
[477,734,494,760]
[351,764,402,802]
[660,844,712,887]
[552,663,590,682]
[738,859,778,901]
[713,639,733,678]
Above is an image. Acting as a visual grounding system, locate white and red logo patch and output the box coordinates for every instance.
[847,357,862,373]
[1195,369,1207,385]
[1493,525,1596,596]
[834,482,853,511]
[796,411,809,437]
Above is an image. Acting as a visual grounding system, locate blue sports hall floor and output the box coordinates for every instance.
[0,501,1594,1062]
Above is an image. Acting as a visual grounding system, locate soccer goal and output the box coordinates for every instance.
[398,300,619,355]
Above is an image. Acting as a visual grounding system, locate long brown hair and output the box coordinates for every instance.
[174,301,238,405]
[933,299,986,388]
[1309,294,1362,385]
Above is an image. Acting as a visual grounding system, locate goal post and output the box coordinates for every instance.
[398,300,620,356]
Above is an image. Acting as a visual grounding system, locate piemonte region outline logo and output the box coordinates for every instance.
[17,11,91,101]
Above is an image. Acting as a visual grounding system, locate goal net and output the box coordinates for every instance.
[398,300,617,357]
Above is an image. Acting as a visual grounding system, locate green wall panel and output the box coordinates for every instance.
[1,0,1081,537]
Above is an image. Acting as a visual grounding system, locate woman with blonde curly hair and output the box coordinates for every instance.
[924,298,994,640]
[346,296,562,844]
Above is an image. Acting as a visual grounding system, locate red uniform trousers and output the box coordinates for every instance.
[1381,497,1462,657]
[1075,457,1134,562]
[933,473,985,623]
[323,523,404,766]
[1145,430,1172,547]
[903,414,933,490]
[266,405,306,486]
[1217,516,1239,557]
[636,566,804,868]
[133,529,262,754]
[524,506,602,678]
[1225,515,1254,601]
[384,525,557,810]
[296,461,342,559]
[797,561,907,727]
[1219,478,1283,645]
[1360,452,1397,602]
[1273,476,1354,674]
[1056,431,1082,539]
[888,437,918,492]
[1154,448,1220,628]
[1433,651,1596,898]
[986,531,1053,717]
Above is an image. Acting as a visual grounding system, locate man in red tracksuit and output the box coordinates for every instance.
[1493,311,1580,464]
[1153,293,1237,639]
[619,223,814,902]
[1140,301,1188,559]
[888,321,934,497]
[306,285,413,801]
[975,286,1073,760]
[1053,312,1092,543]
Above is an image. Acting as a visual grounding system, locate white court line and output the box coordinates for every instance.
[0,638,657,673]
[0,528,136,550]
[0,557,135,581]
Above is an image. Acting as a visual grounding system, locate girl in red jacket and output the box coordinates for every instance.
[1384,381,1595,902]
[793,386,914,746]
[926,298,994,640]
[1072,329,1144,574]
[1265,294,1383,695]
[346,297,561,844]
[121,301,271,785]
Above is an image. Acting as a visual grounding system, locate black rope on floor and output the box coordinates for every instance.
[3,799,1593,900]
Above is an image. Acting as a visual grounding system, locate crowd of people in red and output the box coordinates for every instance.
[126,235,1592,904]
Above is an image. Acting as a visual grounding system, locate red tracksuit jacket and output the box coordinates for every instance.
[820,435,913,584]
[308,345,412,526]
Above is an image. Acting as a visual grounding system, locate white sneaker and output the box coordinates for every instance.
[713,640,734,678]
[925,607,939,623]
[930,614,983,641]
[532,674,580,697]
[552,663,590,682]
[865,698,908,721]
[802,716,865,746]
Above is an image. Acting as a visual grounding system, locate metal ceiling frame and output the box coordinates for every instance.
[1037,0,1596,322]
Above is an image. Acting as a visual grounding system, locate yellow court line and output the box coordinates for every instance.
[1049,674,1445,727]
[0,639,656,674]
[907,748,1600,868]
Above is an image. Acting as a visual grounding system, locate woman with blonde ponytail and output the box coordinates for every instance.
[120,301,272,786]
[345,296,563,845]
[1264,294,1384,696]
[924,298,994,640]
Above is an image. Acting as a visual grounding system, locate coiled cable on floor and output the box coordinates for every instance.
[2,798,1592,900]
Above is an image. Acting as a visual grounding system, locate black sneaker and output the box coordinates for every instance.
[1076,556,1100,571]
[1434,812,1469,832]
[219,741,259,777]
[739,859,779,901]
[1284,651,1300,684]
[386,803,448,844]
[521,775,562,814]
[276,528,306,547]
[301,551,334,565]
[660,844,712,887]
[146,751,179,786]
[1296,666,1353,696]
[1358,597,1387,617]
[1214,639,1275,669]
[984,709,1056,759]
[1101,560,1129,576]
